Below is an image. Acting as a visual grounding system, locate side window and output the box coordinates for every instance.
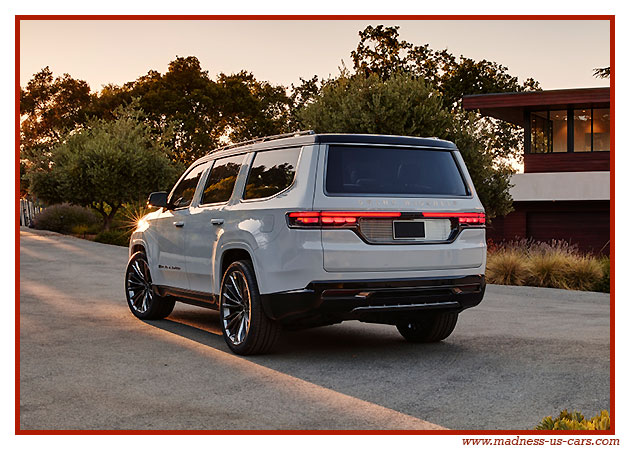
[201,155,245,205]
[169,163,208,209]
[243,148,301,200]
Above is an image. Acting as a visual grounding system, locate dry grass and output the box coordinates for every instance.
[487,239,608,292]
[486,248,529,286]
[527,251,571,289]
[565,256,604,291]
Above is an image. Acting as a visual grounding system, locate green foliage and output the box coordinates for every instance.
[93,229,133,247]
[536,410,610,431]
[487,240,608,291]
[32,203,100,234]
[20,67,92,167]
[299,72,514,218]
[89,57,292,165]
[70,224,90,236]
[594,257,610,293]
[28,103,181,230]
[347,25,540,163]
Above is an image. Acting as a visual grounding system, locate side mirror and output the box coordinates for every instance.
[148,191,169,209]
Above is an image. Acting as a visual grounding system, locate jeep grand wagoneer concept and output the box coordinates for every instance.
[125,132,486,355]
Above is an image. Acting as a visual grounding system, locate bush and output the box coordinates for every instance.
[487,239,609,292]
[94,229,132,247]
[594,258,610,293]
[566,256,605,292]
[32,203,100,234]
[527,251,571,289]
[486,248,529,285]
[536,410,610,431]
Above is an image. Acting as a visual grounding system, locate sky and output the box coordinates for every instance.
[19,19,611,92]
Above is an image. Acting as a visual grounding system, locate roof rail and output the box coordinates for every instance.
[210,130,315,154]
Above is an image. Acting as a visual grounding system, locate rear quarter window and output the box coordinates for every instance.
[325,145,468,196]
[244,147,301,200]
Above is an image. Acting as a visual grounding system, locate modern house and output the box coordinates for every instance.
[463,87,611,254]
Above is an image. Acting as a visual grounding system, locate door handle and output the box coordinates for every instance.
[173,221,185,227]
[211,218,224,226]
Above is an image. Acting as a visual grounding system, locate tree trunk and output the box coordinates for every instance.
[92,203,119,232]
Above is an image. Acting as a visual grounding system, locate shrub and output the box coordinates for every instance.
[565,256,605,292]
[32,203,100,234]
[486,248,529,286]
[536,410,610,431]
[94,229,132,247]
[71,224,90,237]
[526,251,571,289]
[487,239,609,292]
[593,257,610,293]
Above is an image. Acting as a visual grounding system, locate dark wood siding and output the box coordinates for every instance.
[487,200,610,255]
[524,152,610,173]
[526,211,610,254]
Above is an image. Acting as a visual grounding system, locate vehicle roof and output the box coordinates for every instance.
[193,133,458,165]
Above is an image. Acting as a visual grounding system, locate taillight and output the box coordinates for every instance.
[423,212,486,226]
[287,211,484,228]
[287,211,401,228]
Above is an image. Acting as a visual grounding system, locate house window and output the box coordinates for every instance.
[530,110,568,153]
[531,108,610,153]
[574,108,610,152]
[574,109,592,152]
[592,108,610,151]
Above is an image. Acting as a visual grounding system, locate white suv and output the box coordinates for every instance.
[125,132,487,355]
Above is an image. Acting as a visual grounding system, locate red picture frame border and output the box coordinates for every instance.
[14,14,616,436]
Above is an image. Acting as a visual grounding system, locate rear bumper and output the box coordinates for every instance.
[260,274,485,328]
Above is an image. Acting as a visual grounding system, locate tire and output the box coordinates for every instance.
[125,252,175,320]
[219,260,281,355]
[396,312,458,343]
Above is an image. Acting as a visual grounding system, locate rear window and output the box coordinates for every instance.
[325,145,468,196]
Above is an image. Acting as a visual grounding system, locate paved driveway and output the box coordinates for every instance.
[19,228,610,430]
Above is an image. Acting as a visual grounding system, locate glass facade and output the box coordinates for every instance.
[530,108,610,153]
[574,109,592,152]
[593,109,611,151]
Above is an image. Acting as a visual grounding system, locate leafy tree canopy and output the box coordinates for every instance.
[20,67,92,167]
[347,25,541,162]
[28,103,181,230]
[299,72,514,218]
[22,57,294,168]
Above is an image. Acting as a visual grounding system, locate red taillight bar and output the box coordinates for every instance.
[320,211,402,218]
[287,211,401,227]
[287,211,484,227]
[423,212,486,225]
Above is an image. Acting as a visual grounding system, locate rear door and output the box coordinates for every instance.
[313,144,485,272]
[185,154,246,293]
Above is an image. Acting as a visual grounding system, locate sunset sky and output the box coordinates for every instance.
[20,19,610,92]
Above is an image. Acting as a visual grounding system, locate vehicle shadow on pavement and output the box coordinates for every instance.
[147,305,462,358]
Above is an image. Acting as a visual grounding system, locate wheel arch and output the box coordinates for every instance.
[217,245,258,293]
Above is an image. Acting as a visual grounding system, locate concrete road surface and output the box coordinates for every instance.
[19,227,610,430]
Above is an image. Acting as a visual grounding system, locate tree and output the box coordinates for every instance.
[348,25,541,163]
[298,72,513,218]
[20,67,92,167]
[217,71,293,142]
[593,67,610,79]
[29,104,181,230]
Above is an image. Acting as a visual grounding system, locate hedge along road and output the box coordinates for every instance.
[19,227,610,430]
